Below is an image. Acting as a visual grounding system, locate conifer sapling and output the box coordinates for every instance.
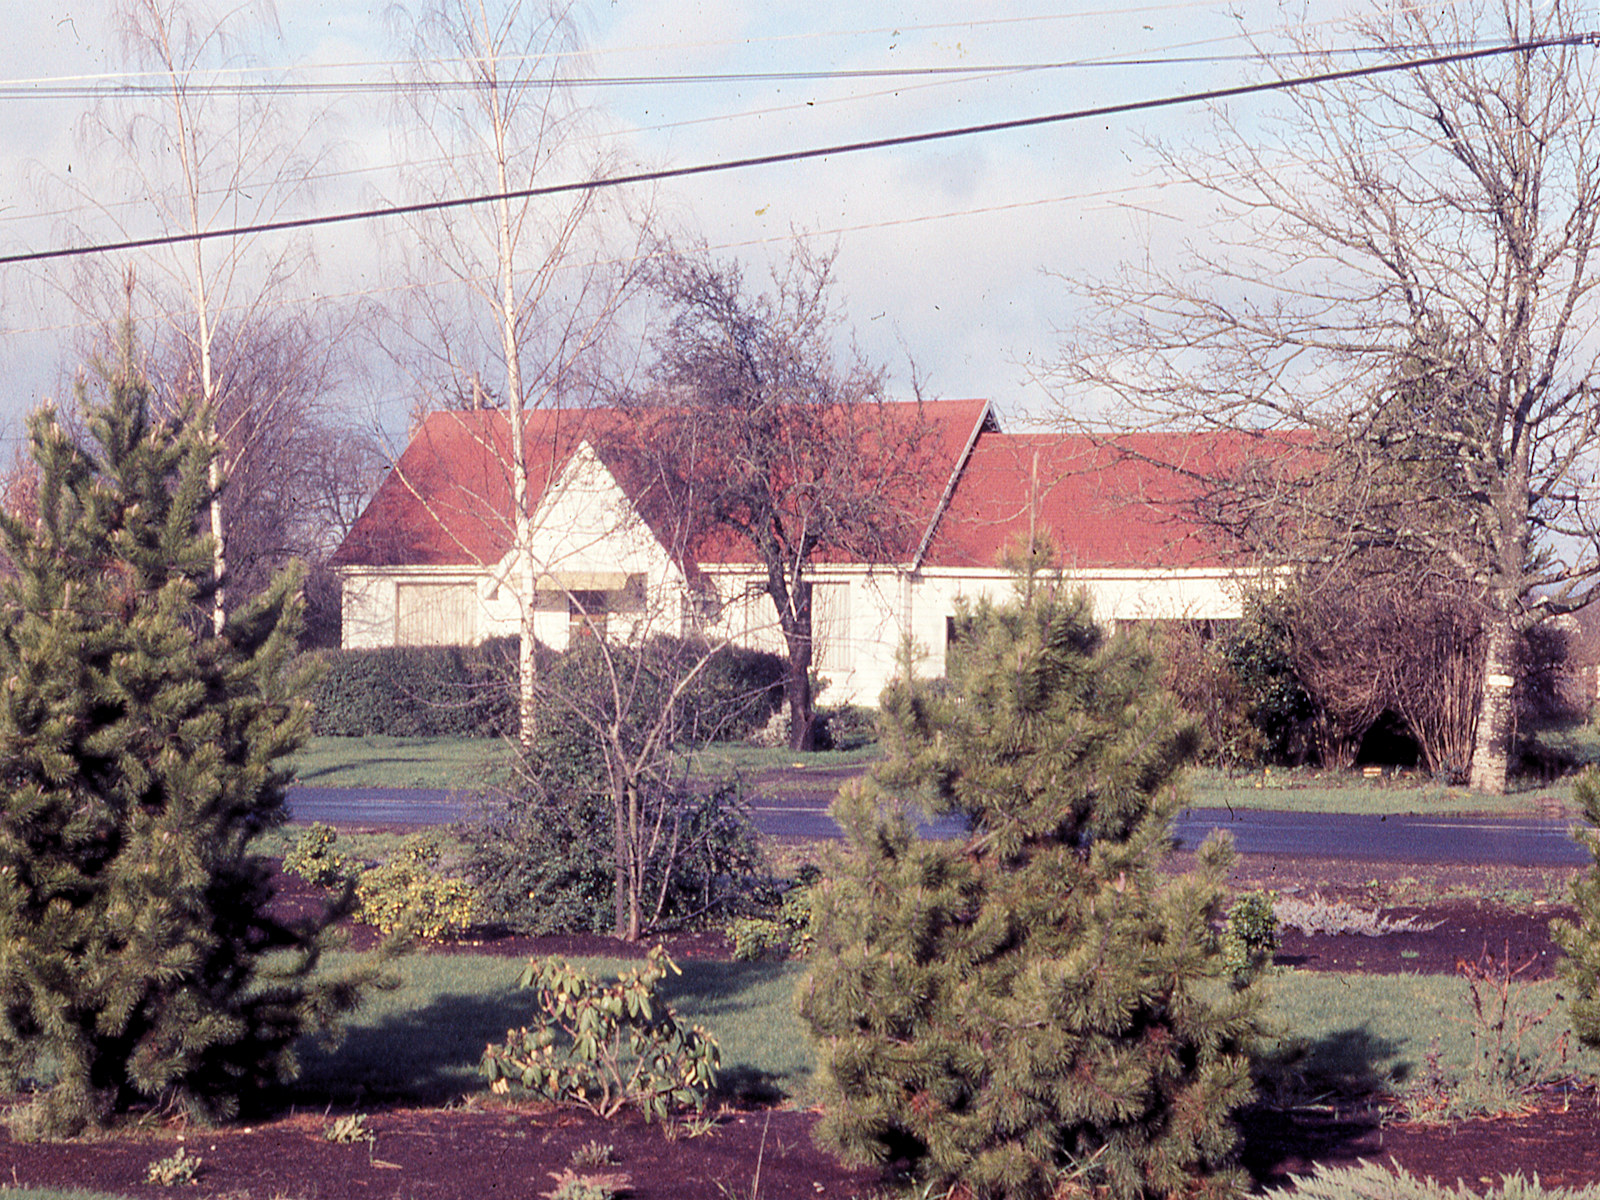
[0,333,372,1136]
[801,564,1258,1200]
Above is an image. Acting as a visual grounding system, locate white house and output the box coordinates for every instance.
[331,400,1260,705]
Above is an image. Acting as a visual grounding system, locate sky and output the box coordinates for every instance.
[0,0,1404,449]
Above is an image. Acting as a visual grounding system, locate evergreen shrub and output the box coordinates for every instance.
[1266,1163,1600,1200]
[801,578,1258,1200]
[0,343,374,1137]
[1552,768,1600,1048]
[304,638,519,737]
[304,636,783,742]
[352,832,478,939]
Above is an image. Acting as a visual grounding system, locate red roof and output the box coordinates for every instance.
[332,403,1275,575]
[920,431,1276,571]
[331,400,992,570]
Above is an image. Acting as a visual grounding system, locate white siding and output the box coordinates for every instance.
[395,582,476,645]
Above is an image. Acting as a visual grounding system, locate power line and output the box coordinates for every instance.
[0,40,1503,100]
[2,32,1588,269]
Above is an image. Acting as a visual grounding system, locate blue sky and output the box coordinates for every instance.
[0,0,1375,445]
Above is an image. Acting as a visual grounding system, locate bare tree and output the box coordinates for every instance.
[59,0,334,633]
[1055,0,1600,792]
[381,0,647,744]
[146,311,384,645]
[527,630,762,942]
[639,239,936,751]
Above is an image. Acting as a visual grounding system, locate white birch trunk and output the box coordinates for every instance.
[1467,612,1518,795]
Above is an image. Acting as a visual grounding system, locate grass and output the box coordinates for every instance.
[685,742,884,775]
[292,732,1593,817]
[253,823,470,867]
[0,1192,135,1200]
[1185,765,1572,816]
[1254,968,1598,1106]
[292,952,814,1108]
[289,946,1600,1116]
[290,735,882,793]
[289,735,512,790]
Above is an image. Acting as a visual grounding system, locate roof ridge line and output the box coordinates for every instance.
[912,398,997,573]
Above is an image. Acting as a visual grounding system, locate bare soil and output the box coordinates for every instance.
[2,851,1595,1199]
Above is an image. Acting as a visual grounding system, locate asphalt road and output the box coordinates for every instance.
[285,783,1593,866]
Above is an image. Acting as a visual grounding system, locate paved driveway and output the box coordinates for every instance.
[286,782,1591,865]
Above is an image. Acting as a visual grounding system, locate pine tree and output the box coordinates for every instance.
[1552,771,1600,1048]
[0,337,368,1136]
[800,571,1258,1200]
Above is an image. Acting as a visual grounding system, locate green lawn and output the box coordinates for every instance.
[289,735,513,790]
[287,949,1599,1115]
[289,735,883,792]
[292,951,815,1108]
[1184,766,1570,816]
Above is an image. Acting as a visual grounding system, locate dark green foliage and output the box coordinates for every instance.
[0,344,371,1137]
[304,638,520,737]
[304,636,782,743]
[727,863,822,960]
[1222,594,1318,765]
[671,640,786,743]
[801,581,1257,1200]
[815,704,879,752]
[1222,892,1280,987]
[1552,769,1600,1047]
[463,640,766,937]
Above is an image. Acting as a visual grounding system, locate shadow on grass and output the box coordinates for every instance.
[1240,1024,1405,1185]
[288,984,525,1108]
[285,955,812,1112]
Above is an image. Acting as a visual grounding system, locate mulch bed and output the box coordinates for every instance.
[4,850,1599,1198]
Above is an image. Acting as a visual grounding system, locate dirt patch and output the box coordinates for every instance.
[6,849,1600,1199]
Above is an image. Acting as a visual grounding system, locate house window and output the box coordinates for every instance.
[395,582,475,645]
[811,581,851,673]
[569,590,608,643]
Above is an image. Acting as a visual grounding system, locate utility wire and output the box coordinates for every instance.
[0,43,1487,98]
[3,32,1589,268]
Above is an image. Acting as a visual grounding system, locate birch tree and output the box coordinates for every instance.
[1055,0,1600,793]
[69,0,332,634]
[383,0,645,745]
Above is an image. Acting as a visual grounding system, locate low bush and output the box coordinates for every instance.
[464,639,768,937]
[144,1147,203,1187]
[482,946,719,1121]
[284,826,477,940]
[727,864,821,961]
[466,776,762,937]
[1265,1163,1600,1200]
[465,782,616,937]
[354,833,478,939]
[303,636,783,742]
[671,640,785,742]
[304,639,519,738]
[1222,891,1279,986]
[283,823,350,888]
[1275,894,1440,937]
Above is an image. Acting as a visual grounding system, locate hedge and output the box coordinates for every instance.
[303,637,784,741]
[302,639,519,738]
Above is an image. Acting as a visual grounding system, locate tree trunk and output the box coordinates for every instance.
[784,580,816,752]
[612,789,633,942]
[1468,611,1518,794]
